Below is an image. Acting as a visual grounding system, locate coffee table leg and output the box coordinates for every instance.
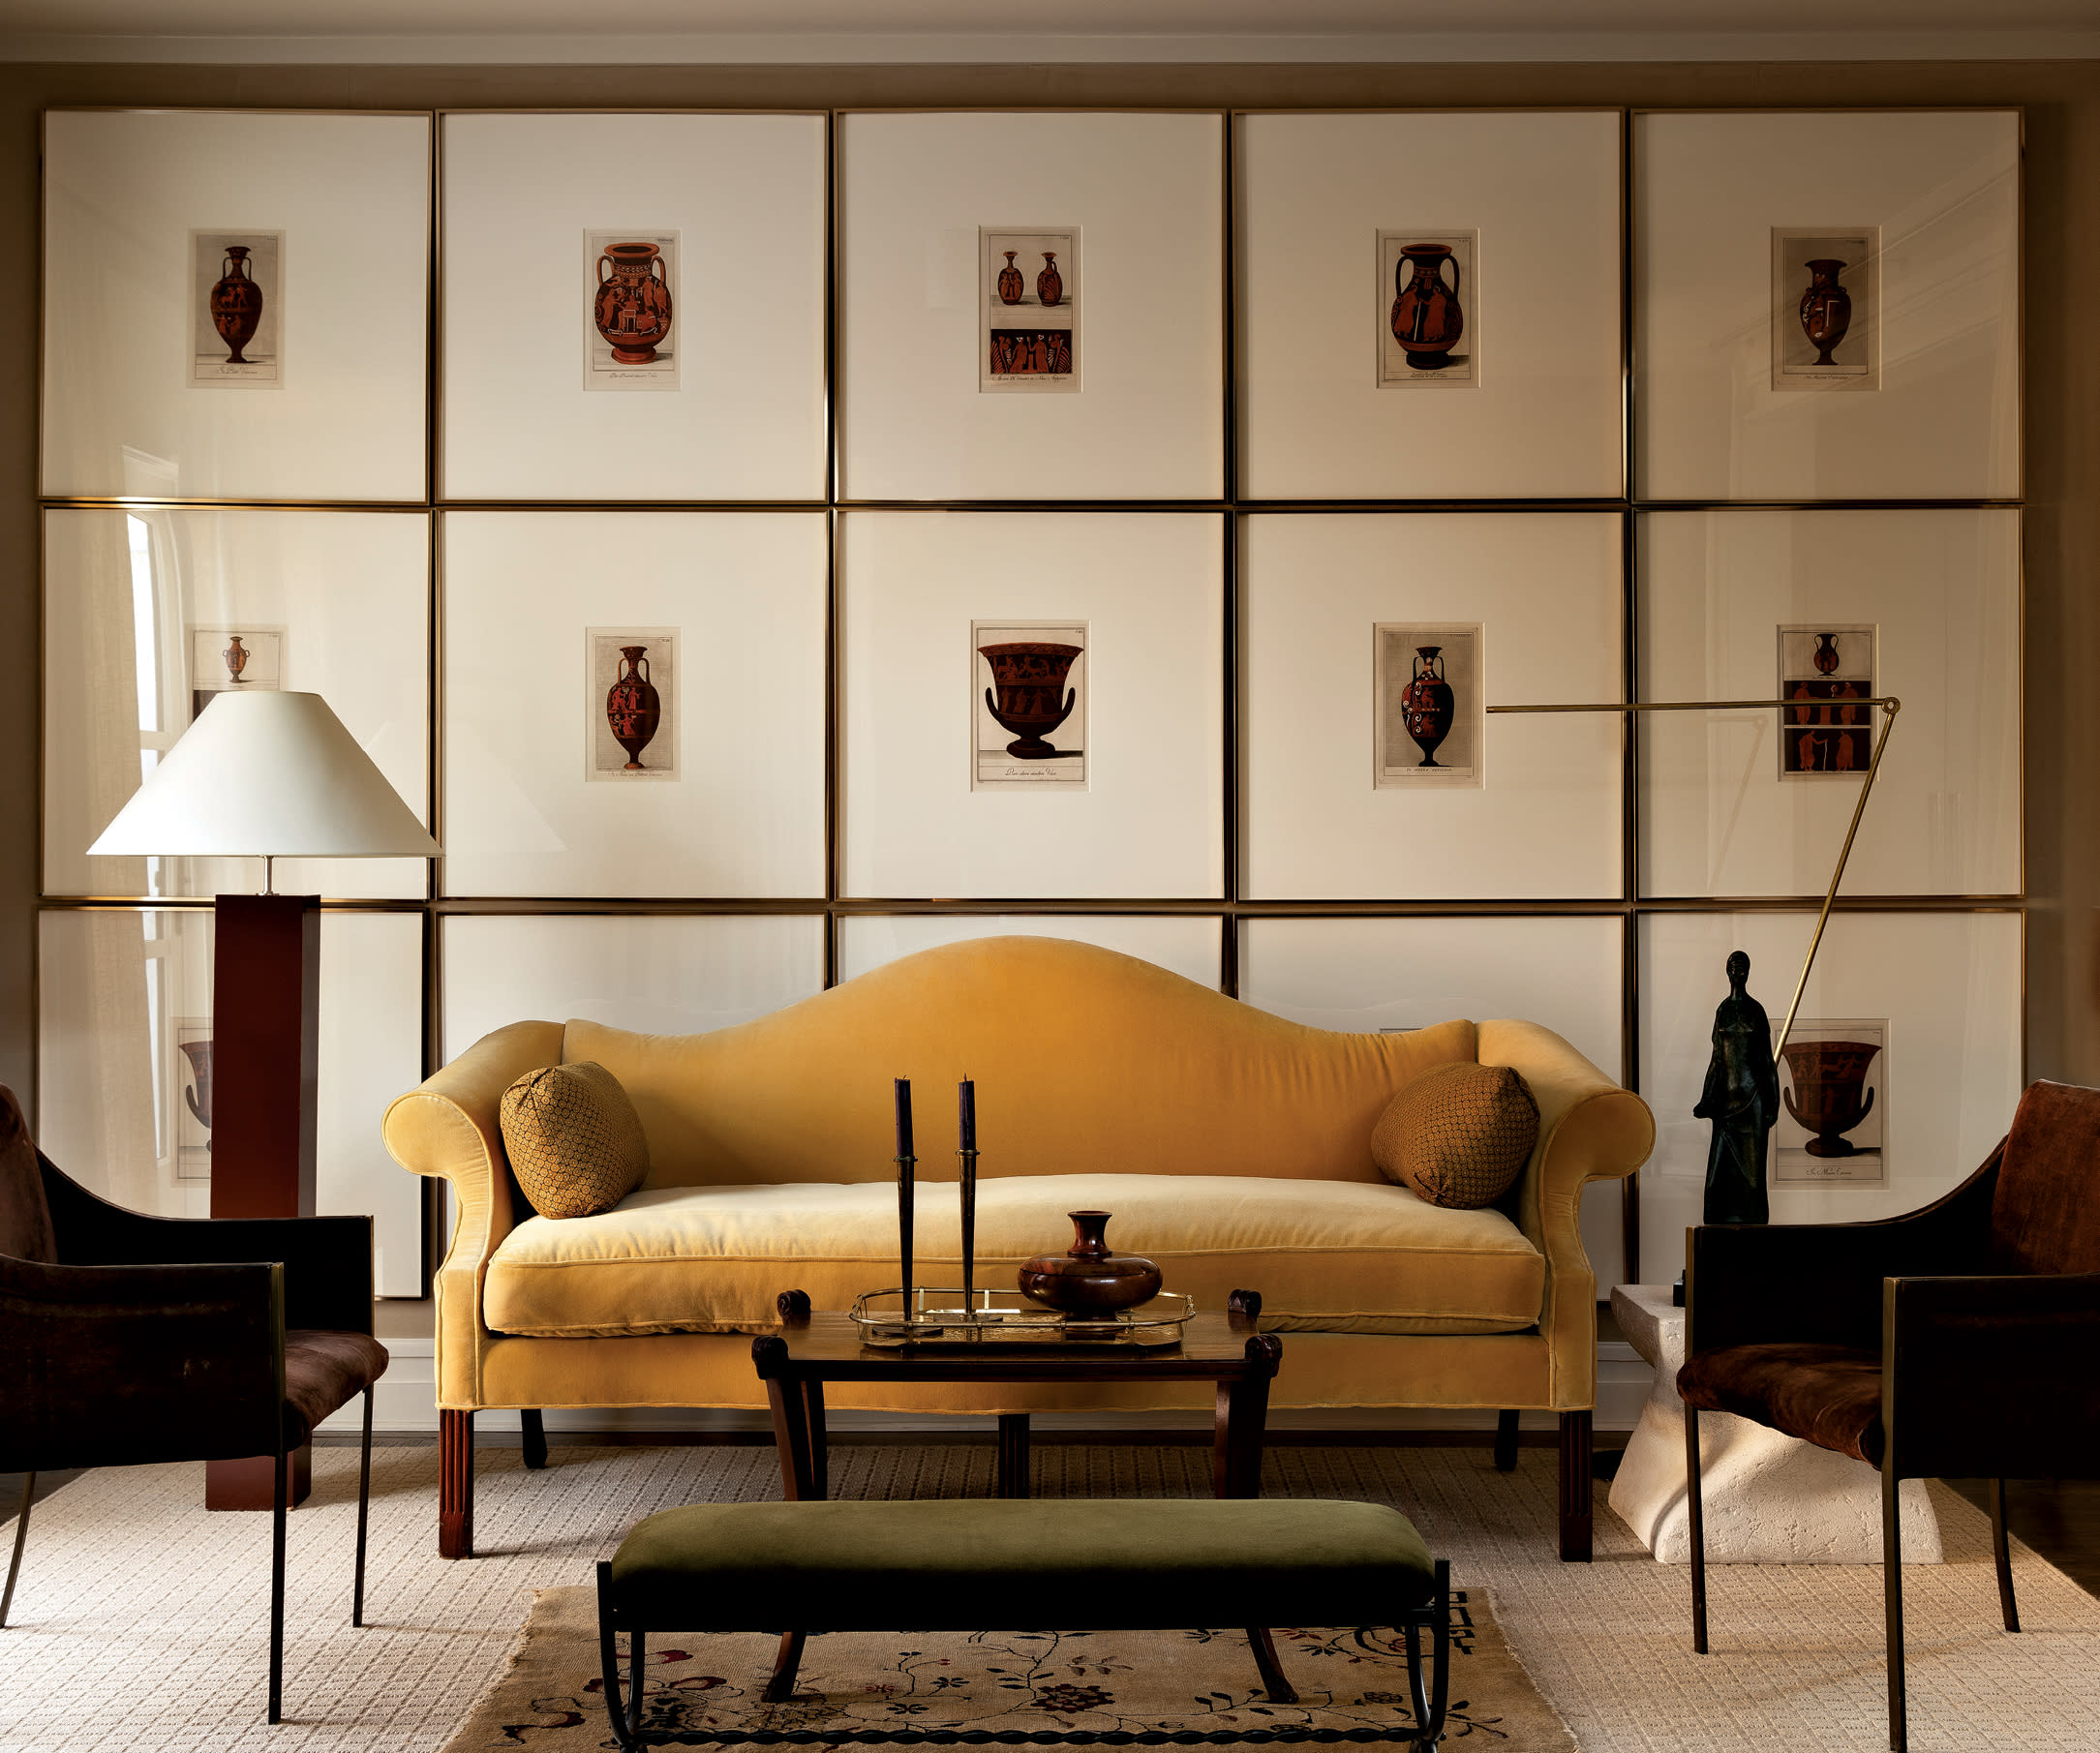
[766,1375,815,1501]
[804,1381,829,1500]
[1216,1374,1271,1498]
[996,1413,1031,1497]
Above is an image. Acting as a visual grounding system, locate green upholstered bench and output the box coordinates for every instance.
[594,1496,1451,1750]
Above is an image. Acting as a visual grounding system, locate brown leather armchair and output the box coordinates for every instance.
[0,1085,388,1724]
[1677,1077,2100,1753]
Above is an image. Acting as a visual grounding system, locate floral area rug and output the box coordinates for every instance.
[440,1585,1572,1749]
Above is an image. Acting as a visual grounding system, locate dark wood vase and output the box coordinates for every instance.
[593,242,674,364]
[604,645,662,771]
[1389,244,1463,371]
[1018,1210,1163,1315]
[1036,252,1063,308]
[1798,258,1852,367]
[997,251,1024,305]
[979,641,1080,759]
[1398,645,1456,767]
[209,246,264,365]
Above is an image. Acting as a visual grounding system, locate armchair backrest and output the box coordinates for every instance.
[0,1084,57,1264]
[1993,1078,2100,1276]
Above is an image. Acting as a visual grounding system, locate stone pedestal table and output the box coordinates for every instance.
[1607,1283,1940,1564]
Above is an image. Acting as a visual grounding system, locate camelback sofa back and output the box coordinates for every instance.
[386,937,1654,1559]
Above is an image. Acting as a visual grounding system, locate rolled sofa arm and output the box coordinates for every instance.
[382,1019,563,1405]
[1477,1018,1655,1408]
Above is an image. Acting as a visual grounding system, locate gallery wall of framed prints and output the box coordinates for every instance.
[35,103,2024,1300]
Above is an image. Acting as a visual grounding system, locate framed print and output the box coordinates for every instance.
[588,628,680,783]
[840,511,1223,899]
[1375,622,1482,789]
[45,507,431,902]
[188,623,285,718]
[981,227,1079,392]
[838,111,1223,500]
[443,512,825,899]
[1238,913,1627,1283]
[1638,509,2019,899]
[837,915,1222,989]
[586,229,680,391]
[38,908,427,1296]
[1377,230,1476,387]
[1634,110,2019,500]
[189,229,284,387]
[1771,227,1880,391]
[972,620,1088,790]
[442,113,825,500]
[1778,623,1876,780]
[441,913,826,1058]
[1772,1017,1889,1186]
[1237,111,1621,499]
[43,109,429,500]
[1636,911,2017,1282]
[1242,513,1623,901]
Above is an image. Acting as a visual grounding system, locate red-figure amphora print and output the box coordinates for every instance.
[1390,244,1464,371]
[604,646,663,771]
[1798,258,1854,367]
[209,246,264,364]
[1399,645,1457,767]
[593,242,674,364]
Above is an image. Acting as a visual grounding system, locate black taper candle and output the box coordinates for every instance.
[959,1077,978,1313]
[895,1078,915,1319]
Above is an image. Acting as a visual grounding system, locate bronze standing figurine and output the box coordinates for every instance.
[1693,951,1780,1225]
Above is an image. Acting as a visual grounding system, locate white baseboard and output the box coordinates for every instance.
[320,1338,1655,1437]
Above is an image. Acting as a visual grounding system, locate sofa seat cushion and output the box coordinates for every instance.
[482,1172,1543,1340]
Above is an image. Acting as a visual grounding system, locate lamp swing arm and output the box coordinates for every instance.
[1483,694,1902,1064]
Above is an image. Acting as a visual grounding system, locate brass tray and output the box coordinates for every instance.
[849,1286,1194,1348]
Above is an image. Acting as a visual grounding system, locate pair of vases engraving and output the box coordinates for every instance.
[593,242,674,364]
[995,252,1064,307]
[208,246,264,365]
[604,646,662,770]
[980,642,1081,759]
[1390,244,1464,372]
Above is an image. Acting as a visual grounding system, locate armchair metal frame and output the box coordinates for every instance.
[1682,1145,2100,1752]
[1,1150,381,1724]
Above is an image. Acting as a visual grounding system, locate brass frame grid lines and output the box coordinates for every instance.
[26,102,2031,1301]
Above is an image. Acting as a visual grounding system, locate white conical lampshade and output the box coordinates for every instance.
[88,690,440,861]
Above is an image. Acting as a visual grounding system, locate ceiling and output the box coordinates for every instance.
[3,0,2096,62]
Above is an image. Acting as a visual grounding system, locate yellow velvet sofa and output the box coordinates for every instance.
[384,937,1653,1560]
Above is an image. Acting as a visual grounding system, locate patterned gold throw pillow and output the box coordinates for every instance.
[1370,1062,1540,1209]
[499,1061,650,1220]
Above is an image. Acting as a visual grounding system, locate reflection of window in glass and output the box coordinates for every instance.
[126,514,170,898]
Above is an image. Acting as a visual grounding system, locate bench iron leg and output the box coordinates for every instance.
[1403,1557,1451,1748]
[1244,1627,1297,1704]
[765,1629,807,1702]
[595,1562,642,1753]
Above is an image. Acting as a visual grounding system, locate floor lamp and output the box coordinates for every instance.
[1484,691,1902,1283]
[88,690,440,1508]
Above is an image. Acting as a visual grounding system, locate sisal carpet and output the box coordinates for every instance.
[0,1440,2094,1752]
[437,1585,1561,1749]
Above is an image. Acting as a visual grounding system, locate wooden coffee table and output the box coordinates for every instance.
[751,1288,1283,1502]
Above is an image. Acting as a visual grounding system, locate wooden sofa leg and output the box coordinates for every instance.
[520,1408,549,1471]
[440,1409,474,1559]
[1557,1410,1593,1562]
